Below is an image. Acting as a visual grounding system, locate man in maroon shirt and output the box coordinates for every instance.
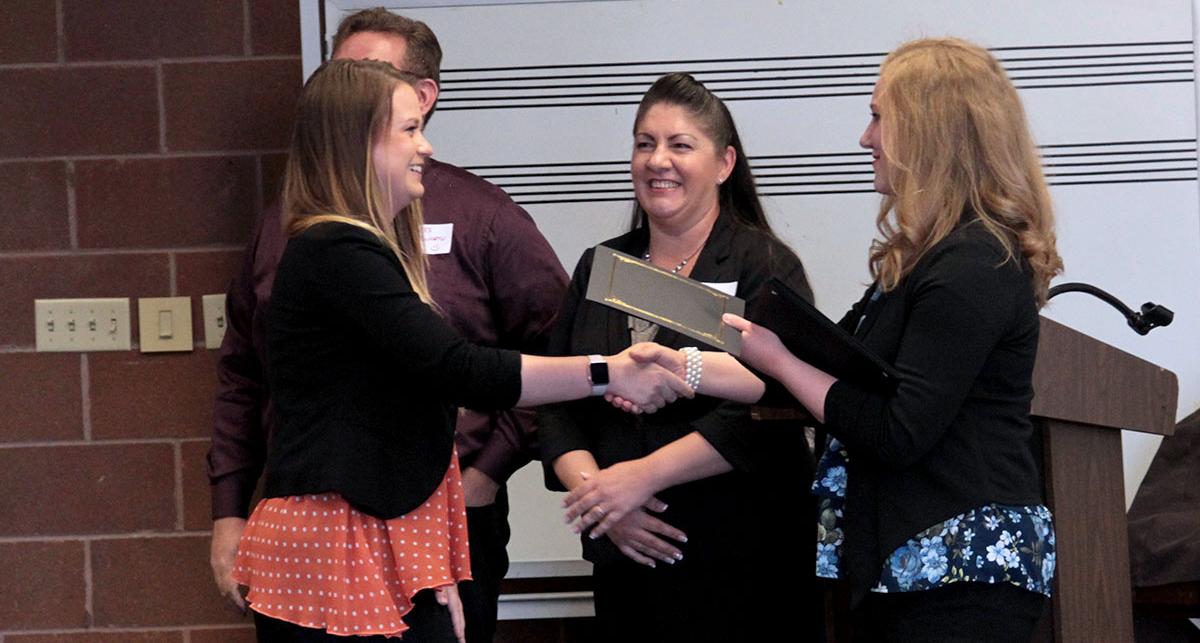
[207,10,568,642]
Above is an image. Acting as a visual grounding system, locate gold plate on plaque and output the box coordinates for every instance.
[584,248,744,355]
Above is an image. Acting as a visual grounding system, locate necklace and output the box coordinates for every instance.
[644,239,705,275]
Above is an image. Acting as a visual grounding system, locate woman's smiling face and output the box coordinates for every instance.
[372,83,433,221]
[631,102,734,228]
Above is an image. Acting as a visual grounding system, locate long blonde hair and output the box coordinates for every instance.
[281,58,433,304]
[869,38,1063,307]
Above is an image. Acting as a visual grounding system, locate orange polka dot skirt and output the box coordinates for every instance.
[233,453,472,638]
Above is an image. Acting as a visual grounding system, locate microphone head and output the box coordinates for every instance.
[1128,302,1174,335]
[1140,303,1174,327]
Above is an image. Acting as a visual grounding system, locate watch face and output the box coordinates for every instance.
[589,359,609,385]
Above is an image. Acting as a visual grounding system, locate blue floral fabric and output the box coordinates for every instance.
[813,437,1056,596]
[814,438,847,580]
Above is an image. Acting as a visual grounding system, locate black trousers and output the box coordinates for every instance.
[459,486,511,643]
[592,540,821,643]
[854,582,1047,643]
[253,590,455,642]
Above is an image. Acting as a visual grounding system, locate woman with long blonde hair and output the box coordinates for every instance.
[571,38,1064,641]
[232,58,691,642]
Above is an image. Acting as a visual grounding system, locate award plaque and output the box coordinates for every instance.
[585,248,745,355]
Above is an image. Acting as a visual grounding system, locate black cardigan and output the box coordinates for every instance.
[538,212,814,565]
[824,220,1045,602]
[263,222,522,519]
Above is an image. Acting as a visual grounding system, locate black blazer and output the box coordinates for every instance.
[539,212,814,565]
[824,219,1045,602]
[263,222,522,519]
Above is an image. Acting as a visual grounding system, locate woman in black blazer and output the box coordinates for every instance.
[539,73,817,642]
[232,59,691,643]
[575,40,1066,642]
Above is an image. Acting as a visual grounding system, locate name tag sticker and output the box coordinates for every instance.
[703,281,738,296]
[423,223,453,255]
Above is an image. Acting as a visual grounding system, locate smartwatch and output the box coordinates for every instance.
[587,354,609,396]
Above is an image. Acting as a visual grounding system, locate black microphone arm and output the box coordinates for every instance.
[1046,282,1174,336]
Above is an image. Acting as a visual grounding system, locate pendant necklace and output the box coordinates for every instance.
[644,239,706,275]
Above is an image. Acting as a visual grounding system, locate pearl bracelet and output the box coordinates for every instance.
[681,346,702,392]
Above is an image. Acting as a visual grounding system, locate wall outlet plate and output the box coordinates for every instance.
[137,297,193,353]
[202,293,227,350]
[35,298,132,352]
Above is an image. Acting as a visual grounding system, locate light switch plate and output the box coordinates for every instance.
[137,297,193,352]
[202,293,227,350]
[35,298,132,352]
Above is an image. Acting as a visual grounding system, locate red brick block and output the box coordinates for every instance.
[0,444,176,536]
[89,351,218,439]
[176,249,244,339]
[189,628,256,643]
[63,0,243,61]
[0,253,170,348]
[92,536,249,626]
[0,541,87,629]
[261,152,289,206]
[163,59,302,152]
[0,353,83,443]
[7,633,182,643]
[0,67,159,158]
[250,0,301,56]
[181,440,213,531]
[177,250,244,298]
[75,157,257,249]
[0,0,58,63]
[0,161,70,251]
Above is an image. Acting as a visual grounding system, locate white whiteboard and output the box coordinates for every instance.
[307,0,1200,590]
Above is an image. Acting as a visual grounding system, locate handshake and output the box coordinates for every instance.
[600,312,776,414]
[602,342,698,414]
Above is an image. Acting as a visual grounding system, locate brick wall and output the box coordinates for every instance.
[0,1,301,640]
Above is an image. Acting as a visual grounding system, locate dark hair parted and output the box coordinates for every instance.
[331,8,443,83]
[629,73,777,239]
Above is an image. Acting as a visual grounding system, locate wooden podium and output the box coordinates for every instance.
[1031,317,1178,642]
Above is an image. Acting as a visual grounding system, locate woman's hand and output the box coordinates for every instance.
[628,342,686,376]
[563,462,661,537]
[606,346,693,413]
[722,313,787,378]
[724,312,834,422]
[607,341,767,408]
[435,584,466,643]
[606,502,688,568]
[606,343,687,413]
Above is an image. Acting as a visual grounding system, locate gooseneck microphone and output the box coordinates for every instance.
[1047,282,1174,336]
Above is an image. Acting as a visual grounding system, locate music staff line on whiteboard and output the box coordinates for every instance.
[438,40,1193,111]
[461,139,1197,205]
